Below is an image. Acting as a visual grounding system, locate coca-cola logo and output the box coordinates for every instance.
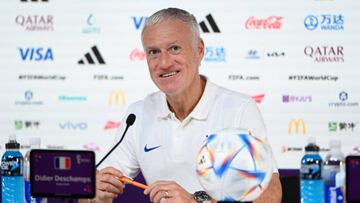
[245,16,283,29]
[129,48,145,61]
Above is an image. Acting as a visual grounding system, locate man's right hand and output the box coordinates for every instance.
[94,167,126,203]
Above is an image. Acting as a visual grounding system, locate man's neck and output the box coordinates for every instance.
[166,75,206,121]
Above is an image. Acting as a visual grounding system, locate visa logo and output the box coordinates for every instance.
[19,47,54,61]
[59,122,87,130]
[131,16,148,30]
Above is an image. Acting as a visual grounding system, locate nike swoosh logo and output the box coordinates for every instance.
[144,144,161,152]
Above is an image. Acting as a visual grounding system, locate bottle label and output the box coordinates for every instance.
[1,156,23,176]
[325,185,344,203]
[301,164,321,179]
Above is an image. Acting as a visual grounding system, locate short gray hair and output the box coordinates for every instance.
[141,8,200,45]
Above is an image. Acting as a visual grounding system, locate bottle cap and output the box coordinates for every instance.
[5,135,20,149]
[305,137,319,152]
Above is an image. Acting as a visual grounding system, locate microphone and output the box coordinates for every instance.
[96,113,136,168]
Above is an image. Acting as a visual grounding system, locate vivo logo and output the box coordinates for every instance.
[131,16,148,30]
[19,47,54,61]
[59,122,88,130]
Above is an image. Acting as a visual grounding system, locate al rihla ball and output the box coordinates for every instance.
[196,128,273,202]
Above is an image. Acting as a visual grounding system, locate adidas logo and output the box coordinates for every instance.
[78,45,105,65]
[199,14,220,33]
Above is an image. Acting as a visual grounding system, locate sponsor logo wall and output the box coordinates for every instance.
[0,0,359,169]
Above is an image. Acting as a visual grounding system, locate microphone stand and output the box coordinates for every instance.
[96,113,136,168]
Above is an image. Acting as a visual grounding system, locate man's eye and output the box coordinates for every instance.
[169,46,181,54]
[148,50,159,56]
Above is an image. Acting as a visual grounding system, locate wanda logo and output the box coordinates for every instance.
[245,16,283,29]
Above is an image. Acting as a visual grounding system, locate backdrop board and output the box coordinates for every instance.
[0,0,359,171]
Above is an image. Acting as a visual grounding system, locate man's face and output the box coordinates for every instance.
[142,20,204,96]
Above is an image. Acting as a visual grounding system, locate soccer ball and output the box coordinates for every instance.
[196,128,273,202]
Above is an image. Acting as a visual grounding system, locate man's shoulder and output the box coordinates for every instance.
[126,91,163,112]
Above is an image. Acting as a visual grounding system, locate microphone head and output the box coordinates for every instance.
[126,113,136,126]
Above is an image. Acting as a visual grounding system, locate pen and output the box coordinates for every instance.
[119,176,148,190]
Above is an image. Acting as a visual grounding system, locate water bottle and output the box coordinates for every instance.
[1,135,25,203]
[322,140,345,203]
[24,137,43,203]
[300,137,324,203]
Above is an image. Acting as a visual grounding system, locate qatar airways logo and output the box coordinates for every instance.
[245,16,283,30]
[15,15,54,31]
[304,46,344,63]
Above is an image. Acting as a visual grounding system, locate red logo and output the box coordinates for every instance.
[252,94,265,103]
[104,121,120,130]
[129,48,145,61]
[83,143,100,151]
[245,16,283,29]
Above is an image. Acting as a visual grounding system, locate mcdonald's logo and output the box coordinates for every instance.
[288,119,306,135]
[108,90,126,107]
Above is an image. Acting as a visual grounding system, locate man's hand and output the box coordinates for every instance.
[94,167,126,203]
[253,173,282,203]
[144,180,197,203]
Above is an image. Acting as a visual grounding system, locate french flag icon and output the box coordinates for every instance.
[54,156,71,170]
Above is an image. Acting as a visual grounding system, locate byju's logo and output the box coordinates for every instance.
[328,91,359,107]
[59,122,88,130]
[129,48,145,61]
[15,120,40,130]
[82,14,101,34]
[15,15,54,31]
[108,90,126,107]
[304,46,344,63]
[328,121,357,132]
[245,16,283,30]
[78,45,105,65]
[15,90,43,105]
[131,16,148,30]
[304,14,344,31]
[204,46,226,62]
[83,143,100,151]
[19,47,54,61]
[282,95,312,103]
[199,14,220,33]
[288,119,306,135]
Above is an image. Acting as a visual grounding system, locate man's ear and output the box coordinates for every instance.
[197,38,205,59]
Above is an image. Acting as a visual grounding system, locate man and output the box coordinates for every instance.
[95,8,282,203]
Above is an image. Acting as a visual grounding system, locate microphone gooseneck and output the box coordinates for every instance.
[96,113,136,168]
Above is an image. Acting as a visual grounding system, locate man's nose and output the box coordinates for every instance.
[158,52,172,69]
